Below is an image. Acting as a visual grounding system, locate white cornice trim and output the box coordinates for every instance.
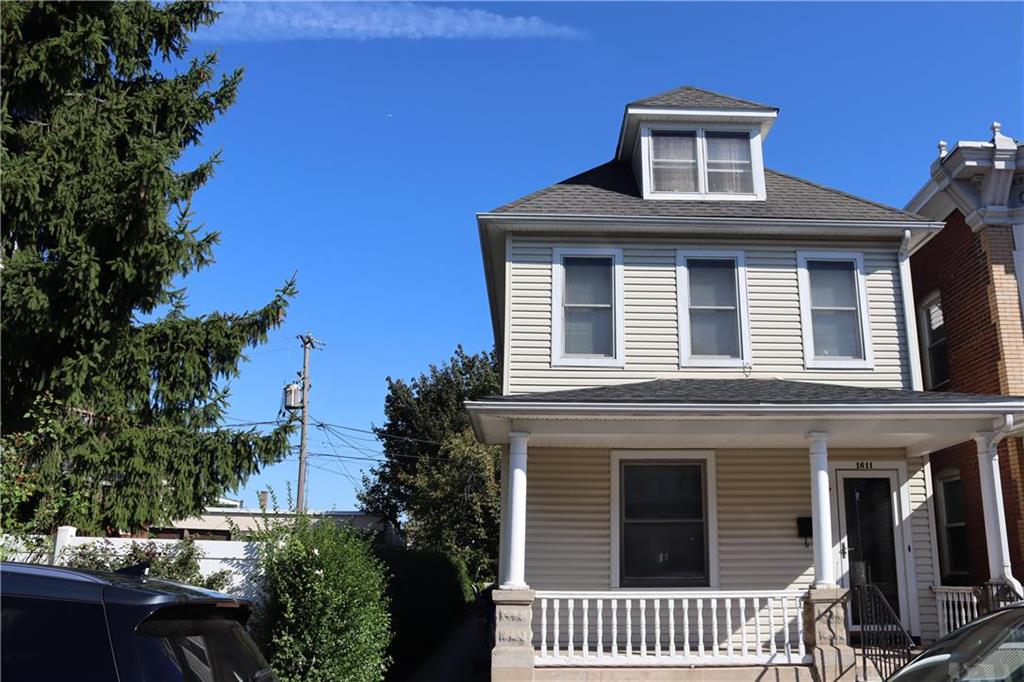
[466,400,1024,417]
[478,212,943,234]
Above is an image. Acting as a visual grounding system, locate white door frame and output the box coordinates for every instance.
[829,460,920,636]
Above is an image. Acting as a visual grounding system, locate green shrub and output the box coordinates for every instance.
[252,516,391,682]
[377,547,474,681]
[60,537,231,591]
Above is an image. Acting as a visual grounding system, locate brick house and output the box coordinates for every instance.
[906,124,1024,589]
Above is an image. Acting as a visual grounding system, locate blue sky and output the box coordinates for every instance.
[180,2,1023,511]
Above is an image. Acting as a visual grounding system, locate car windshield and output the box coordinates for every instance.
[135,607,277,682]
[891,608,1024,681]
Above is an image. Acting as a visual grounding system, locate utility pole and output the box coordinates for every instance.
[295,331,323,513]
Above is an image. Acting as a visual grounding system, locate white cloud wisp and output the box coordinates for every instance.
[198,2,583,42]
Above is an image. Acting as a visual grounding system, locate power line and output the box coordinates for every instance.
[315,424,363,489]
[311,419,445,447]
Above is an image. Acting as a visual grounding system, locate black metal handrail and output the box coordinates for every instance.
[978,580,1023,614]
[853,583,914,680]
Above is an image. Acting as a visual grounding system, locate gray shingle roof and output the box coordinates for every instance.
[485,379,1024,405]
[488,161,930,223]
[629,86,776,111]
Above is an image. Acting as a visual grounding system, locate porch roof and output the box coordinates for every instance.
[467,379,1024,452]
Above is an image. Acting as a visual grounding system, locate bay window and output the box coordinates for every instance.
[677,250,751,367]
[797,251,874,369]
[552,248,624,367]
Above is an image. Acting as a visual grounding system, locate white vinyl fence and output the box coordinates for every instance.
[5,526,261,599]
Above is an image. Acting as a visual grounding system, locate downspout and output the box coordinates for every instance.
[1013,225,1024,324]
[899,230,924,390]
[991,414,1023,595]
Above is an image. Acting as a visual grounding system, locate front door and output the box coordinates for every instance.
[833,467,911,631]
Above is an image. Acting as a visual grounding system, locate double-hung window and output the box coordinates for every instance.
[797,251,874,369]
[705,132,754,194]
[651,132,699,193]
[935,472,968,580]
[614,454,717,588]
[643,126,765,200]
[677,250,751,367]
[918,292,950,390]
[551,248,624,367]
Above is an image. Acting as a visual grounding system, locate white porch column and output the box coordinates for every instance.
[502,431,529,589]
[808,432,836,588]
[497,446,511,586]
[975,432,1020,590]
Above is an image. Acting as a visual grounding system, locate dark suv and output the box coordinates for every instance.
[1,562,277,681]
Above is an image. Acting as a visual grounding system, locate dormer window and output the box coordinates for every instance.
[651,131,698,192]
[639,125,766,201]
[705,132,754,193]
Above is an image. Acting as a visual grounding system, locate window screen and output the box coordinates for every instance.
[807,260,864,359]
[620,462,708,587]
[686,258,741,358]
[705,132,754,194]
[562,256,614,357]
[650,131,698,193]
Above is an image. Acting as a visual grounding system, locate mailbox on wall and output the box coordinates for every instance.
[797,516,813,546]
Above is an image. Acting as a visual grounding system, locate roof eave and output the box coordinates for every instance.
[477,211,943,237]
[615,106,780,162]
[467,399,1024,417]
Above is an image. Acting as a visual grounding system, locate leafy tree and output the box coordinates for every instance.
[1,1,294,535]
[359,346,501,579]
[404,429,500,582]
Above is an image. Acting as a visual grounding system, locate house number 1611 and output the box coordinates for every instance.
[856,461,874,469]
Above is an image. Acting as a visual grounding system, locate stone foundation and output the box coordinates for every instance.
[804,587,857,682]
[492,588,535,681]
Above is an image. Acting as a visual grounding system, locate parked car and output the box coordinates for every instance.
[890,603,1024,681]
[1,562,277,681]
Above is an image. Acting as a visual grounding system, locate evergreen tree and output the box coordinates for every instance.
[1,1,295,534]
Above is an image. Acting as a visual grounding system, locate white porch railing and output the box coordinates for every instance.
[933,586,980,637]
[534,590,808,667]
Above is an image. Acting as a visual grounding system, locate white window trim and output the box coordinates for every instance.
[796,250,875,370]
[551,247,625,368]
[677,249,752,368]
[917,290,950,391]
[610,450,719,589]
[638,122,767,202]
[934,469,969,578]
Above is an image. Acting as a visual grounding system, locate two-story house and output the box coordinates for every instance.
[467,87,1024,682]
[906,126,1024,596]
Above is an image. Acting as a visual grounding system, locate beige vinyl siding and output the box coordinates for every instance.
[507,236,910,393]
[524,447,939,643]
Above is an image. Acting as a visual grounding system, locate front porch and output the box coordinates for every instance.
[468,379,1024,681]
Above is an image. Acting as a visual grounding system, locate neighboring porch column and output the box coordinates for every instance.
[503,431,529,589]
[975,432,1021,592]
[809,432,837,588]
